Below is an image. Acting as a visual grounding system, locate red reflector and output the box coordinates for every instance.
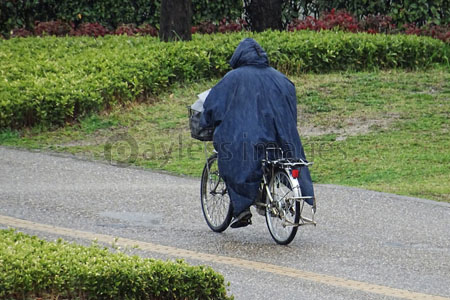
[291,169,299,178]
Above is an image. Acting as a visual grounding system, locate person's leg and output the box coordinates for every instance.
[217,149,262,228]
[227,183,258,228]
[227,188,253,216]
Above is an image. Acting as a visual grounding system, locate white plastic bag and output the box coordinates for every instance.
[190,89,211,112]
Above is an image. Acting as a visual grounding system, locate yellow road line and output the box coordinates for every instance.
[0,214,448,300]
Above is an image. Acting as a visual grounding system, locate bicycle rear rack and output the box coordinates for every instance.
[263,146,313,168]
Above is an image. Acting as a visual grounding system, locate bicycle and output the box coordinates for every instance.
[200,144,316,245]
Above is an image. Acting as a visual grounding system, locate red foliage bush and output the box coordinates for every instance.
[403,23,450,43]
[114,24,138,36]
[71,22,109,37]
[136,23,158,37]
[359,14,396,34]
[192,21,217,34]
[288,9,449,43]
[218,18,247,33]
[288,9,358,32]
[192,19,246,34]
[322,9,359,32]
[34,20,72,36]
[9,20,158,38]
[11,28,33,38]
[288,16,315,31]
[7,12,448,44]
[113,23,158,36]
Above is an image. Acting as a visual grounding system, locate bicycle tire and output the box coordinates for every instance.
[265,169,300,245]
[200,154,233,232]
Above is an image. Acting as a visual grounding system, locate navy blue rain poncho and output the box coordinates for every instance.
[200,38,314,217]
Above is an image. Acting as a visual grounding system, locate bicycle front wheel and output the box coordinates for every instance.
[200,154,233,232]
[266,169,300,245]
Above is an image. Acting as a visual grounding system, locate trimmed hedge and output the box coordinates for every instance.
[0,229,232,300]
[0,31,448,128]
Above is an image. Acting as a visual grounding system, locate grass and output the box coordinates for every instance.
[1,67,449,202]
[296,68,449,201]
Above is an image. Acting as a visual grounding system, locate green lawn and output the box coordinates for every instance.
[1,68,449,202]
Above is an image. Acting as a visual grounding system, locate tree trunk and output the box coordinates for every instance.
[159,0,192,41]
[246,0,283,32]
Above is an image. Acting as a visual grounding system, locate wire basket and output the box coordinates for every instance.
[187,107,214,141]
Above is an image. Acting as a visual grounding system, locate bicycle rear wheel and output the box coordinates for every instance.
[201,154,233,232]
[266,169,300,245]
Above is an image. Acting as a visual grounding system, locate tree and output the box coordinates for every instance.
[159,0,192,41]
[244,0,284,32]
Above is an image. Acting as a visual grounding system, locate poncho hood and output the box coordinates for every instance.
[229,38,269,69]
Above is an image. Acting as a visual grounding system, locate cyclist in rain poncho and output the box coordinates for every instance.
[200,38,314,228]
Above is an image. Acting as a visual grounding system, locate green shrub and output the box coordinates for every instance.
[0,229,232,300]
[0,31,448,128]
[258,30,450,73]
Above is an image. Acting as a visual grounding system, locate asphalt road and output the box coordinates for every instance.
[0,146,449,299]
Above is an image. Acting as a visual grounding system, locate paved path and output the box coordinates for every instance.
[1,146,449,299]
